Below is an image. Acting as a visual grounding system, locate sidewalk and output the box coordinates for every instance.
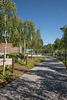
[0,56,67,100]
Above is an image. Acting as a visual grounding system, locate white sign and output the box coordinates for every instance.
[0,58,12,66]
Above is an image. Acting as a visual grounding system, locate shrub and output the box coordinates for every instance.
[6,52,24,62]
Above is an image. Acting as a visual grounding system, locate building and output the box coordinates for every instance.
[0,43,21,55]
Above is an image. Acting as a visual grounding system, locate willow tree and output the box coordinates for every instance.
[0,0,17,75]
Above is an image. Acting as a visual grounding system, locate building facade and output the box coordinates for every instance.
[0,43,20,54]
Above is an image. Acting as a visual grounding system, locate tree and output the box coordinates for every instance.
[30,21,36,55]
[61,25,67,48]
[0,0,17,75]
[42,43,54,55]
[47,43,52,52]
[23,20,36,59]
[25,20,32,49]
[0,10,3,42]
[42,45,48,53]
[10,17,23,53]
[35,27,43,54]
[23,20,29,61]
[54,38,61,50]
[60,25,67,66]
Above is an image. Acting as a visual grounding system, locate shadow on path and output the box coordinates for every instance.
[0,56,67,100]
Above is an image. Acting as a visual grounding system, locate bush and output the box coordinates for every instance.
[19,53,24,56]
[58,57,64,62]
[6,52,18,58]
[6,52,24,62]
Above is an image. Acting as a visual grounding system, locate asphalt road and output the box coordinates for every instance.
[0,56,67,100]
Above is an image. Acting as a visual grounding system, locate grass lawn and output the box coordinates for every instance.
[0,57,45,89]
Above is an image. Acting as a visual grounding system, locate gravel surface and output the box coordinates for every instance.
[0,56,67,100]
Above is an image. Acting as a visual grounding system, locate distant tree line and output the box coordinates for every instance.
[42,25,67,55]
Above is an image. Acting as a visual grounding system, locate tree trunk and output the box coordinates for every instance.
[3,14,7,75]
[31,49,32,59]
[19,45,22,53]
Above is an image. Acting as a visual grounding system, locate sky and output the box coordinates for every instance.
[13,0,67,45]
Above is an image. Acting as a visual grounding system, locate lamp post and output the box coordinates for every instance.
[60,27,67,67]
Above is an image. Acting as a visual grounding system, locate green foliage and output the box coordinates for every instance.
[6,52,18,58]
[0,0,17,36]
[0,75,9,79]
[42,25,67,55]
[0,0,43,57]
[17,59,22,65]
[6,52,24,57]
[0,70,13,79]
[26,63,35,68]
[42,43,54,54]
[16,56,44,68]
[6,52,24,63]
[25,57,44,68]
[37,58,44,63]
[19,53,24,56]
[54,38,61,50]
[60,25,67,49]
[11,17,23,47]
[14,71,18,75]
[57,57,67,67]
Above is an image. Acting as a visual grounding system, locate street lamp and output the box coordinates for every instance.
[60,27,67,67]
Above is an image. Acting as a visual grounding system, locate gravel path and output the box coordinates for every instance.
[0,56,67,100]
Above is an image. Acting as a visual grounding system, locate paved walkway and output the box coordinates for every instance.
[0,56,67,100]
